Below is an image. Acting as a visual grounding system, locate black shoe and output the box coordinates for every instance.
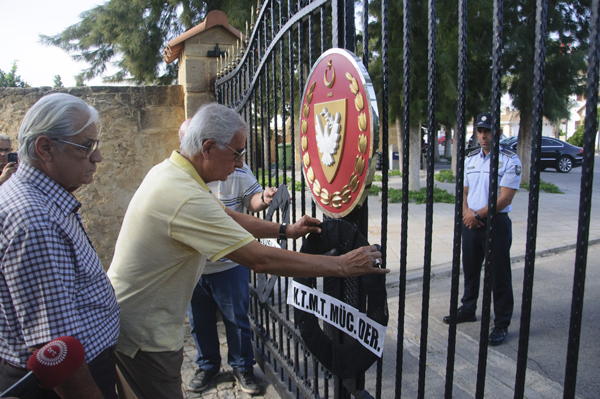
[489,327,508,346]
[233,369,260,395]
[188,368,218,392]
[443,308,477,324]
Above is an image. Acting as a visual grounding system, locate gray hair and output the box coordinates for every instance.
[18,93,100,163]
[180,103,247,156]
[0,134,11,147]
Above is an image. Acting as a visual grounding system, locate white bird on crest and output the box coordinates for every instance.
[315,107,341,166]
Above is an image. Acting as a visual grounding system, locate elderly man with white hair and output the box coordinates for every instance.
[0,93,120,399]
[108,102,387,399]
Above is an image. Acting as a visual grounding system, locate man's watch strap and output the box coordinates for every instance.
[474,211,481,221]
[279,223,287,240]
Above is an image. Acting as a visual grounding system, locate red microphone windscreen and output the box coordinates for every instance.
[26,336,85,389]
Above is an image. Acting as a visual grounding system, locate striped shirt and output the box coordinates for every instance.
[205,163,263,274]
[0,163,120,366]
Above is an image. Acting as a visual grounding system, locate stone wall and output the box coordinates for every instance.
[0,85,185,269]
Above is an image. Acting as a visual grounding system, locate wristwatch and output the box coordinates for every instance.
[473,211,481,221]
[279,223,288,240]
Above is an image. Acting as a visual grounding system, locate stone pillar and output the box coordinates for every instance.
[165,11,242,118]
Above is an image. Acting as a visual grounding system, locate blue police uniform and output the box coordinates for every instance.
[461,146,522,329]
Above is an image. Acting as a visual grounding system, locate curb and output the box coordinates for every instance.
[384,238,600,290]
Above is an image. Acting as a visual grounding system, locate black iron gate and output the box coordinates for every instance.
[215,0,599,397]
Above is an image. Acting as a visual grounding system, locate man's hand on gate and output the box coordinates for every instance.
[339,245,389,276]
[285,215,322,239]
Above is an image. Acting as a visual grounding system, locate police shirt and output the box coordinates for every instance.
[464,147,522,213]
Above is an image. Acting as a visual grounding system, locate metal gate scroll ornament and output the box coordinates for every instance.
[291,49,387,379]
[300,48,379,218]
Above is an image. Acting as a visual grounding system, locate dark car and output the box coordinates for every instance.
[499,136,583,173]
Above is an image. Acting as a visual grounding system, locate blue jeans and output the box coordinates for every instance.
[187,265,255,372]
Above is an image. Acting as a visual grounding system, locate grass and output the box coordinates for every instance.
[434,170,455,183]
[370,185,455,204]
[520,180,563,193]
[374,169,402,182]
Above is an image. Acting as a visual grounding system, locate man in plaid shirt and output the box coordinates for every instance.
[0,93,120,399]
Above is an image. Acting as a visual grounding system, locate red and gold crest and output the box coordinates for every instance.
[300,48,378,218]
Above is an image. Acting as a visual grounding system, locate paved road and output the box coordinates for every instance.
[373,242,600,398]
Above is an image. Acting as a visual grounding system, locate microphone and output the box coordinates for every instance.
[0,336,84,398]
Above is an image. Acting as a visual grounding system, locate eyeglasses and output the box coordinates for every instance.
[52,139,100,158]
[225,144,246,162]
[0,148,13,155]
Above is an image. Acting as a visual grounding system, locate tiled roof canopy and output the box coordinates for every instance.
[163,10,242,64]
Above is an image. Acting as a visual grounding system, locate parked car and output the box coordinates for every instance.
[499,136,583,173]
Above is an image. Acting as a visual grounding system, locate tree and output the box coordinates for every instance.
[40,0,254,85]
[367,0,495,189]
[75,74,86,87]
[53,75,64,88]
[505,0,590,183]
[0,61,28,87]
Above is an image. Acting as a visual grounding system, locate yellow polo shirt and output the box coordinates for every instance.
[108,151,254,357]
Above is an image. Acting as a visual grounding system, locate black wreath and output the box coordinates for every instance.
[294,219,388,379]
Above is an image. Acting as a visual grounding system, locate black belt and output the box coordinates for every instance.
[0,357,26,371]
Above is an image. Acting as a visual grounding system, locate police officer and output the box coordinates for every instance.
[443,112,522,346]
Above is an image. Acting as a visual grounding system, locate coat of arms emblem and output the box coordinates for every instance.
[300,49,378,218]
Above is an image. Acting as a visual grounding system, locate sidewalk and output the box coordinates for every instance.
[367,161,600,284]
[181,157,600,398]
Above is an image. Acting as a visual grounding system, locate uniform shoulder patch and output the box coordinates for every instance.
[500,147,517,158]
[466,147,481,157]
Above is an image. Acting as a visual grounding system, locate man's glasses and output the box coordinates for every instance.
[225,144,246,162]
[0,148,13,155]
[53,139,100,158]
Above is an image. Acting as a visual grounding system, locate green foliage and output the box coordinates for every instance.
[520,180,563,193]
[40,0,254,85]
[567,123,585,147]
[373,174,383,182]
[53,75,64,88]
[370,185,382,195]
[370,185,455,204]
[506,0,589,163]
[434,170,455,183]
[389,169,402,177]
[0,62,28,87]
[75,74,86,87]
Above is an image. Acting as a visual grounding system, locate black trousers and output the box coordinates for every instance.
[461,213,514,329]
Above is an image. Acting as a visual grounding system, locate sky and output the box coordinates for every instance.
[0,0,111,87]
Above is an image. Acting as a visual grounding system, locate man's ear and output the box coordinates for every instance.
[202,139,215,158]
[35,136,55,163]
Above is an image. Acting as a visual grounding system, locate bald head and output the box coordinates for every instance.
[178,118,192,142]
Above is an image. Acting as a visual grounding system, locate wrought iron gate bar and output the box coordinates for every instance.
[217,0,329,113]
[476,0,504,397]
[445,0,468,396]
[395,0,411,396]
[565,0,600,397]
[514,0,548,397]
[417,0,437,397]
